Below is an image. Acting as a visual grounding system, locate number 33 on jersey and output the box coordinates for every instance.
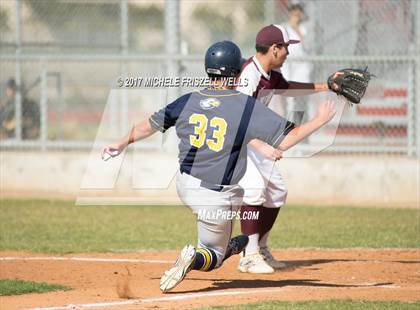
[189,113,227,152]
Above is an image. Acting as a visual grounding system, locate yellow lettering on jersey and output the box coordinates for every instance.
[189,114,228,152]
[207,117,227,152]
[189,113,208,148]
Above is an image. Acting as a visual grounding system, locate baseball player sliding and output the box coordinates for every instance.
[102,41,336,292]
[236,24,371,273]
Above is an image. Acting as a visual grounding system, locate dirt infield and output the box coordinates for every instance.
[1,249,419,309]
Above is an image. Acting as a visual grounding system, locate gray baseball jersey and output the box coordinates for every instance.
[149,88,294,186]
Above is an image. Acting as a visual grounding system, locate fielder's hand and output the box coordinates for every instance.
[328,67,373,104]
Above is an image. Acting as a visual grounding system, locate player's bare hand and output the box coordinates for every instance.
[101,142,125,161]
[256,143,283,161]
[315,100,336,124]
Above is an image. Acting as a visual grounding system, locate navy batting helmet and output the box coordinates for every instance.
[205,41,242,78]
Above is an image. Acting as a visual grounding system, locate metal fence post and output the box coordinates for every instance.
[264,0,275,24]
[164,0,180,152]
[408,0,420,157]
[120,0,129,136]
[40,66,48,151]
[165,0,180,97]
[56,73,64,140]
[407,62,415,157]
[414,1,420,158]
[14,0,22,141]
[416,58,420,158]
[416,0,420,158]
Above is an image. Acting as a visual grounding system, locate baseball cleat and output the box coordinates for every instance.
[259,246,287,269]
[160,244,196,293]
[223,235,249,262]
[238,251,274,274]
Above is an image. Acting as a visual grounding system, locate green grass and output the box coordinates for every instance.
[0,199,419,253]
[269,204,420,249]
[200,300,420,309]
[0,279,71,296]
[0,199,197,253]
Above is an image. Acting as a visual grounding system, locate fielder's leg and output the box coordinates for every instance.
[257,162,288,269]
[238,150,274,273]
[238,149,266,255]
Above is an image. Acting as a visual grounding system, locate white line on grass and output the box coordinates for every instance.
[29,288,289,310]
[0,256,171,264]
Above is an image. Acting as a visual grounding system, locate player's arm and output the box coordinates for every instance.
[249,99,335,152]
[102,93,190,160]
[248,139,283,161]
[267,70,324,97]
[280,74,341,97]
[288,81,328,92]
[102,119,157,160]
[277,100,335,151]
[278,81,329,98]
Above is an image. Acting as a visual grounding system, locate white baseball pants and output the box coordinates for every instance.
[176,170,244,267]
[239,145,288,208]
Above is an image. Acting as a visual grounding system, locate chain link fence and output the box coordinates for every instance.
[0,0,419,156]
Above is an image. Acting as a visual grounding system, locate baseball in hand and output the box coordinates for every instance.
[101,147,121,161]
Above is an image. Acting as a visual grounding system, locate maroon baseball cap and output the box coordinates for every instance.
[256,24,300,45]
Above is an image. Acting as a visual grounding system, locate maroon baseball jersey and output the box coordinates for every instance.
[236,56,290,105]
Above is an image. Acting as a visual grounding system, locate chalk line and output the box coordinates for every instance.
[29,288,288,310]
[0,256,171,264]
